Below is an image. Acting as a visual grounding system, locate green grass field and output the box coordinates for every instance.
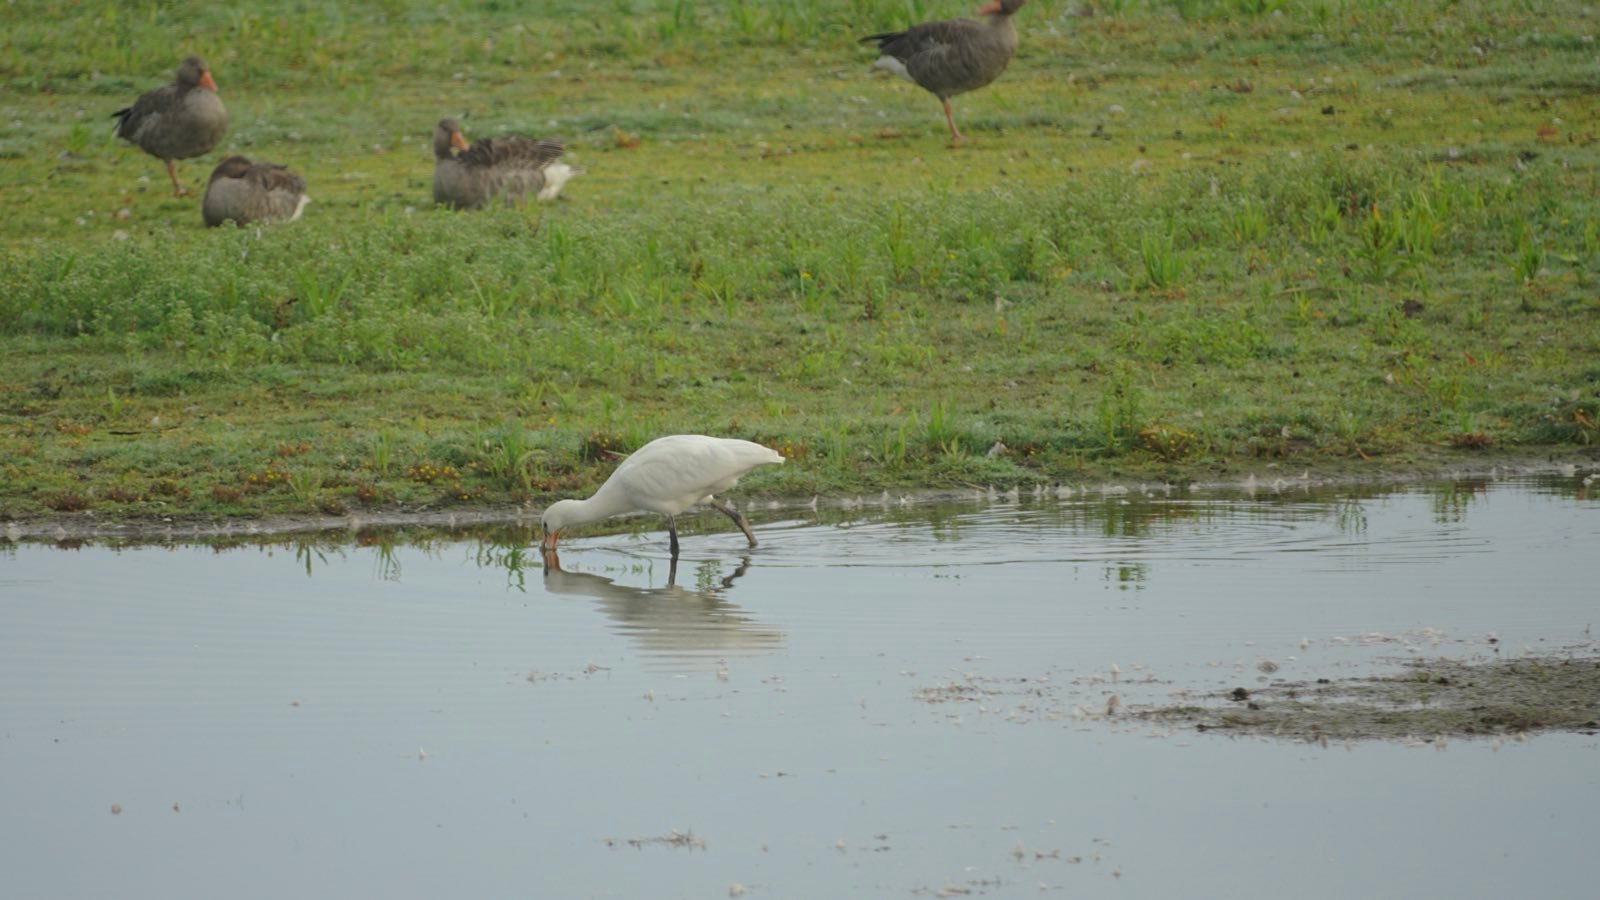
[2,0,1597,525]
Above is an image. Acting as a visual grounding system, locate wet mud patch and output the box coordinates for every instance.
[1141,654,1600,742]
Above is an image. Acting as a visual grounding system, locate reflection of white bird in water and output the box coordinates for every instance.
[540,550,783,657]
[540,435,784,558]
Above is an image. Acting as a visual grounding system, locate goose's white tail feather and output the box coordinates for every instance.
[873,56,914,83]
[537,163,581,201]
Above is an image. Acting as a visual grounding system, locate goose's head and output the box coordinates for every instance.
[433,118,471,158]
[208,155,253,183]
[178,56,219,91]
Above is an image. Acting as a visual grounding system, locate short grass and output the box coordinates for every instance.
[2,0,1598,524]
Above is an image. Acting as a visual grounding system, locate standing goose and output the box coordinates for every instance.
[112,56,228,196]
[540,435,784,559]
[201,156,311,227]
[432,118,579,210]
[859,0,1027,145]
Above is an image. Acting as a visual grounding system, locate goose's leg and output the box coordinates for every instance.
[708,498,759,547]
[165,159,188,196]
[941,99,965,146]
[666,515,680,558]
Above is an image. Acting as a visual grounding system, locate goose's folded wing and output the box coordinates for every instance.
[460,136,565,170]
[861,18,982,61]
[245,163,307,195]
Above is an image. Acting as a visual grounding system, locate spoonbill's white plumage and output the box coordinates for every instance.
[540,435,783,557]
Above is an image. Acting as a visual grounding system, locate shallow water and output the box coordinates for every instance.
[2,474,1597,898]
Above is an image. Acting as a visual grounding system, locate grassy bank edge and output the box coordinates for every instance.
[4,449,1593,542]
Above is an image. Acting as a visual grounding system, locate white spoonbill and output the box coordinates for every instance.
[540,435,784,557]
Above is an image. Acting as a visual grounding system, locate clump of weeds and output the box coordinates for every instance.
[478,420,540,493]
[407,462,460,484]
[580,431,627,463]
[1138,424,1201,461]
[42,491,91,512]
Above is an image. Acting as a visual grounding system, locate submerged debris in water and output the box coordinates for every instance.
[603,828,706,851]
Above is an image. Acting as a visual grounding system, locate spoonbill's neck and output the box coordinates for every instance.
[564,486,637,528]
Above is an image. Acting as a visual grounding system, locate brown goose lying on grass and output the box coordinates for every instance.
[859,0,1027,145]
[432,117,580,210]
[201,156,310,227]
[112,56,228,196]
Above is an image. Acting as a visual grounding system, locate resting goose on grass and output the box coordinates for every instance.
[201,156,310,227]
[432,118,579,210]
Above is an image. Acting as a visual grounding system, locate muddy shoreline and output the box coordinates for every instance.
[4,452,1594,543]
[1138,651,1600,741]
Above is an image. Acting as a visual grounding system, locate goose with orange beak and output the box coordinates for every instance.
[113,56,228,196]
[859,0,1028,145]
[432,118,580,210]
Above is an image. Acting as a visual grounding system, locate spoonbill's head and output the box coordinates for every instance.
[977,0,1027,15]
[540,499,580,550]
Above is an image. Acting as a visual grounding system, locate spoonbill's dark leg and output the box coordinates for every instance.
[708,498,759,547]
[666,515,680,558]
[666,555,679,587]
